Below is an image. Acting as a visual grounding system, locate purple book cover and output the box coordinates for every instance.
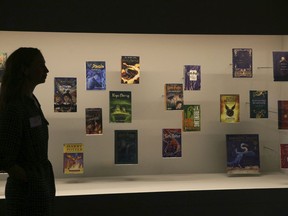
[184,65,201,90]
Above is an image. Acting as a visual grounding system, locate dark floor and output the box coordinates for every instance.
[1,188,288,216]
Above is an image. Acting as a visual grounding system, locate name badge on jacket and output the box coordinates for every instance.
[29,115,42,128]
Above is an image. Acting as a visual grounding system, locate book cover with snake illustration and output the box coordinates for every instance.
[220,94,240,123]
[183,105,201,131]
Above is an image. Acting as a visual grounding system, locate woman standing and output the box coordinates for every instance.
[0,47,55,216]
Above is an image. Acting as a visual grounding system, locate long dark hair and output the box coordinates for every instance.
[0,47,42,111]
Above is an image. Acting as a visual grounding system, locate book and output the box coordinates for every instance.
[109,91,132,123]
[232,48,253,78]
[278,100,288,129]
[226,134,260,175]
[86,61,106,90]
[165,83,184,110]
[249,90,268,118]
[115,130,138,164]
[220,94,240,123]
[183,105,201,131]
[273,51,288,81]
[85,108,103,135]
[280,144,288,169]
[184,65,201,90]
[54,77,77,112]
[63,143,84,174]
[0,52,7,82]
[162,129,182,158]
[121,56,140,84]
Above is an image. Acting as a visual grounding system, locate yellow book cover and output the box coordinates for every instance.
[220,94,240,123]
[63,143,84,174]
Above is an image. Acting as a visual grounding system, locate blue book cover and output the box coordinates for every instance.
[86,61,106,90]
[226,134,260,175]
[249,90,268,118]
[273,51,288,81]
[232,48,253,78]
[184,65,201,90]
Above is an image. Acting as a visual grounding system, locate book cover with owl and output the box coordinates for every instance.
[220,94,240,123]
[249,90,268,118]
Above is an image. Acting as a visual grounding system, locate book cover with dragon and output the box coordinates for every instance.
[220,94,240,123]
[63,143,84,174]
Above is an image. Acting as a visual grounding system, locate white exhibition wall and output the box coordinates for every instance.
[0,31,287,178]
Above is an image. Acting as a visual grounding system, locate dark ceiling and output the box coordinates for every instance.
[0,0,287,34]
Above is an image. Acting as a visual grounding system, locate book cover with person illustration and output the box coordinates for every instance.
[109,91,132,123]
[63,143,84,174]
[162,128,182,158]
[273,51,288,81]
[184,65,201,90]
[86,61,106,90]
[0,52,7,82]
[115,130,138,164]
[226,134,260,175]
[232,48,253,78]
[183,104,201,131]
[85,108,103,135]
[280,144,288,169]
[121,56,140,84]
[220,94,240,123]
[54,77,77,112]
[165,83,184,110]
[249,90,268,118]
[278,100,288,129]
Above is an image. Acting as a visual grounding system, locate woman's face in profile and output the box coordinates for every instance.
[27,54,49,86]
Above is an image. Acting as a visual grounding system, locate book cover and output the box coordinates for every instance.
[280,144,288,169]
[63,143,84,174]
[183,105,201,131]
[0,52,7,82]
[109,91,132,123]
[278,100,288,129]
[249,90,268,118]
[184,65,201,90]
[220,94,240,123]
[232,48,253,78]
[121,56,140,84]
[162,129,182,158]
[226,134,260,175]
[273,51,288,81]
[86,61,106,90]
[54,77,77,112]
[115,130,138,164]
[165,83,184,110]
[85,108,103,135]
